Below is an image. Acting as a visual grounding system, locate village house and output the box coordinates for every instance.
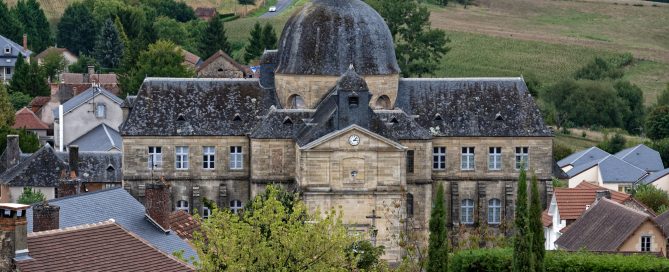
[197,50,253,78]
[12,107,50,139]
[0,34,31,82]
[58,65,120,98]
[195,7,217,21]
[34,47,78,73]
[182,49,202,70]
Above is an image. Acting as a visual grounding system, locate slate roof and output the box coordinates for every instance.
[121,78,279,136]
[555,198,656,252]
[0,35,32,59]
[395,78,552,137]
[557,146,610,168]
[566,155,648,183]
[251,109,314,139]
[53,86,123,119]
[12,107,49,130]
[197,50,251,74]
[26,188,198,261]
[642,168,669,185]
[16,220,195,272]
[614,144,665,172]
[70,124,122,152]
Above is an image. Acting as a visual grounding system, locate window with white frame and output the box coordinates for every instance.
[230,200,243,214]
[461,147,475,170]
[202,206,211,219]
[95,103,106,118]
[203,146,215,169]
[148,146,162,169]
[5,67,11,75]
[488,147,502,170]
[175,146,189,170]
[433,147,446,170]
[488,198,501,224]
[461,199,474,224]
[176,200,189,213]
[515,147,529,170]
[230,146,243,170]
[4,46,10,54]
[641,235,651,252]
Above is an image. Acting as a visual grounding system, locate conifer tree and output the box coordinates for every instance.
[530,174,545,272]
[9,54,49,97]
[0,84,15,128]
[198,14,230,58]
[0,1,23,42]
[427,183,448,272]
[261,23,277,51]
[244,22,264,63]
[94,18,125,70]
[57,2,96,55]
[12,0,52,52]
[512,167,532,272]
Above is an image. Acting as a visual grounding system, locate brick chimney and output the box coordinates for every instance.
[68,145,79,177]
[595,190,611,201]
[22,34,27,51]
[32,202,60,232]
[145,183,171,231]
[0,203,31,271]
[57,146,80,198]
[2,135,21,171]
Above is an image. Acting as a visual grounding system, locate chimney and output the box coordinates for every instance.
[3,135,21,171]
[595,190,611,201]
[32,202,59,232]
[87,65,95,83]
[0,203,31,270]
[50,83,59,97]
[145,183,171,231]
[22,34,27,51]
[68,145,79,177]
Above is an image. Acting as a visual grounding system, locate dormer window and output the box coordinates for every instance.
[95,104,106,118]
[177,114,186,122]
[4,46,10,55]
[283,117,293,125]
[233,114,242,121]
[434,113,443,121]
[390,117,398,124]
[495,112,504,121]
[348,96,359,107]
[106,165,115,172]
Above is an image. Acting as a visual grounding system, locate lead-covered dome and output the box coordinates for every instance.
[276,0,400,76]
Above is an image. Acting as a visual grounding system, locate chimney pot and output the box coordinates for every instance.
[32,202,60,232]
[68,145,79,176]
[595,190,611,201]
[0,203,30,271]
[22,34,27,51]
[145,183,171,231]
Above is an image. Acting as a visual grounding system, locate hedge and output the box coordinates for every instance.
[450,248,669,272]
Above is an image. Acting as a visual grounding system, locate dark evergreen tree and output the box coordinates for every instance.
[68,55,99,74]
[657,84,669,107]
[122,40,194,96]
[0,1,23,42]
[94,18,125,69]
[9,54,49,97]
[57,2,97,55]
[12,0,52,52]
[614,80,645,134]
[261,23,277,50]
[238,0,255,4]
[244,22,264,63]
[143,0,196,22]
[427,183,448,272]
[198,14,230,58]
[512,167,532,272]
[646,106,669,141]
[530,174,545,272]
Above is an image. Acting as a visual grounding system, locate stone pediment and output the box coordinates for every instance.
[300,124,406,151]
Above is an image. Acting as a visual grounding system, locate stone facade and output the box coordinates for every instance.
[197,50,251,79]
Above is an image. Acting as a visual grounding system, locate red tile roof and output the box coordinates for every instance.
[542,210,552,227]
[554,181,630,220]
[182,49,201,68]
[170,210,201,241]
[16,220,195,272]
[12,107,49,130]
[195,7,216,18]
[28,96,50,107]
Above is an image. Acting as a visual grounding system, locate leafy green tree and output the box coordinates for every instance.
[94,18,125,70]
[646,106,669,141]
[122,40,194,96]
[367,0,450,77]
[9,92,32,111]
[152,16,199,54]
[512,168,531,272]
[9,54,49,97]
[244,22,264,63]
[657,83,669,107]
[193,185,355,271]
[143,0,196,22]
[198,14,231,59]
[427,183,448,272]
[530,174,545,272]
[651,138,669,168]
[346,240,386,271]
[633,184,669,214]
[614,81,645,134]
[12,0,52,52]
[597,133,627,154]
[0,85,15,128]
[543,80,625,129]
[552,142,573,162]
[574,57,623,81]
[0,0,23,42]
[0,127,40,153]
[18,187,46,205]
[68,55,100,74]
[41,51,66,82]
[57,2,96,55]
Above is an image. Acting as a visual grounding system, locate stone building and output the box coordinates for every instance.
[197,50,252,78]
[120,0,553,261]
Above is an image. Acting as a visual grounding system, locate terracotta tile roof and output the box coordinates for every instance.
[170,210,201,240]
[554,181,630,220]
[12,107,49,130]
[16,220,195,272]
[182,49,202,68]
[542,210,552,227]
[28,96,50,107]
[197,50,251,74]
[195,7,216,18]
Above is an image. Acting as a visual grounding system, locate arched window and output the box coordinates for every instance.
[375,95,391,110]
[406,193,414,218]
[488,198,502,224]
[176,200,189,213]
[230,200,243,214]
[461,199,474,224]
[202,206,211,219]
[288,94,305,109]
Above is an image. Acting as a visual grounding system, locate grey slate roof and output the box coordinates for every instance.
[395,78,552,137]
[556,198,654,251]
[614,144,665,172]
[566,155,647,184]
[53,86,123,120]
[276,0,399,76]
[557,146,610,168]
[25,188,198,261]
[120,78,279,136]
[642,168,669,185]
[0,35,32,59]
[250,109,314,139]
[70,124,122,152]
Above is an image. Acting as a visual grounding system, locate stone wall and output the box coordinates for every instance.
[251,139,296,182]
[197,56,246,78]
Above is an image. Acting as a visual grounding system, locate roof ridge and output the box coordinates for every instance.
[28,219,116,237]
[599,198,651,218]
[39,187,124,203]
[399,77,524,82]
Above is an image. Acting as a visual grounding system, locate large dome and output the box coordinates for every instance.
[276,0,400,76]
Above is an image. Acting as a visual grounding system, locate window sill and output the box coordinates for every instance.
[460,169,475,172]
[432,169,447,171]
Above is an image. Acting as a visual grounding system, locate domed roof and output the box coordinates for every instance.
[276,0,400,76]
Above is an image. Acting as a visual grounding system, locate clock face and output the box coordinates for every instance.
[348,135,360,146]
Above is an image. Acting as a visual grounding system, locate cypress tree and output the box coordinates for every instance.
[244,22,264,63]
[261,23,277,50]
[57,2,96,55]
[198,14,230,58]
[13,0,52,52]
[512,167,532,272]
[0,1,23,42]
[9,54,49,97]
[427,183,448,272]
[94,18,125,69]
[530,174,545,272]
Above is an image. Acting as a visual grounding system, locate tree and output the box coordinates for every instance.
[614,81,644,134]
[367,0,450,77]
[633,184,669,214]
[12,0,52,52]
[0,85,15,128]
[143,0,196,22]
[574,57,623,81]
[646,106,669,141]
[238,0,255,5]
[261,23,277,51]
[529,174,545,272]
[427,183,448,272]
[122,40,195,96]
[0,0,23,42]
[57,2,97,55]
[9,92,32,111]
[18,187,46,205]
[244,22,264,63]
[198,14,231,59]
[553,142,573,162]
[657,83,669,107]
[512,168,531,272]
[41,51,66,82]
[94,18,125,70]
[543,80,626,129]
[68,55,99,74]
[152,16,198,53]
[346,240,386,271]
[651,138,669,168]
[597,133,626,154]
[0,127,40,153]
[9,54,49,97]
[193,185,355,271]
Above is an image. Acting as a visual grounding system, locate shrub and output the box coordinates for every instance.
[553,143,573,162]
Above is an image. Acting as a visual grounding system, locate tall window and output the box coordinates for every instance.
[407,150,415,174]
[433,147,446,170]
[515,147,529,170]
[95,104,106,118]
[5,67,11,75]
[176,200,189,213]
[230,146,243,170]
[203,146,215,169]
[461,199,474,224]
[488,147,502,170]
[488,198,501,224]
[461,147,475,170]
[230,200,243,214]
[406,193,414,218]
[176,146,189,170]
[202,206,211,219]
[641,236,651,252]
[148,146,162,169]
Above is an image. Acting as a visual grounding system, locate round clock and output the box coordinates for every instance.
[348,135,360,146]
